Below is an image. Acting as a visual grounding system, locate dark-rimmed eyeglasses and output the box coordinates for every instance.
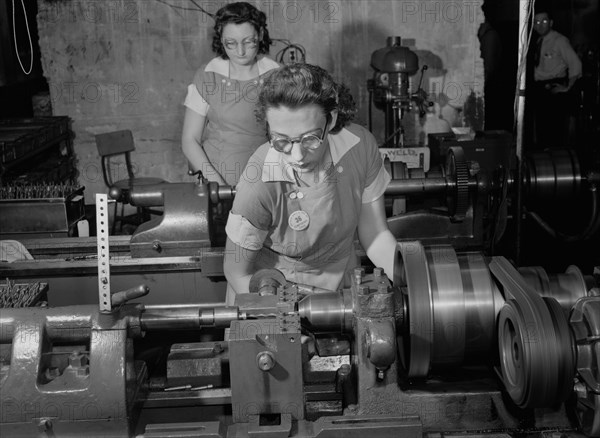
[222,37,258,51]
[269,118,330,154]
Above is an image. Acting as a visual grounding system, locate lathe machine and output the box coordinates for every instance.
[1,242,599,437]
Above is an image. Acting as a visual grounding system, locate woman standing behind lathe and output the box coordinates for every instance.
[182,2,280,186]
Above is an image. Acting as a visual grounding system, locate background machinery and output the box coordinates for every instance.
[382,132,600,270]
[368,36,431,148]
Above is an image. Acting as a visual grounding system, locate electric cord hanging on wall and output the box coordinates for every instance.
[155,2,306,64]
[155,0,214,17]
[12,0,33,75]
[527,186,600,242]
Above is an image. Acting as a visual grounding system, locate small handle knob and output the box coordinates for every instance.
[109,186,122,200]
[111,284,149,306]
[256,351,276,371]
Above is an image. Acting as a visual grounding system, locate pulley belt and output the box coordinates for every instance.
[490,257,570,408]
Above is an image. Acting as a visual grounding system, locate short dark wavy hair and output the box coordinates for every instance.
[534,8,552,20]
[256,63,357,134]
[212,2,272,59]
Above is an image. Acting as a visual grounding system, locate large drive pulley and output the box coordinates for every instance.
[524,149,582,203]
[492,258,577,408]
[394,243,596,419]
[395,242,503,378]
[497,297,575,408]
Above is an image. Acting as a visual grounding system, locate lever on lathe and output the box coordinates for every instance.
[188,168,206,183]
[111,284,150,306]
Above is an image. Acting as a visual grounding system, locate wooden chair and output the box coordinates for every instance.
[95,130,165,234]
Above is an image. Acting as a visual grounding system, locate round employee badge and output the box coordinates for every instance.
[289,210,310,231]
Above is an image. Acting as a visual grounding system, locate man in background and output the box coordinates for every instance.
[531,9,582,149]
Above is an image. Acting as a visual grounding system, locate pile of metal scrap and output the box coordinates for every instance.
[0,279,48,307]
[0,182,81,200]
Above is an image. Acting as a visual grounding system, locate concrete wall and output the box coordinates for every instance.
[36,0,484,204]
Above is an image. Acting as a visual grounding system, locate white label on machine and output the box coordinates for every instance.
[379,147,430,172]
[96,194,111,313]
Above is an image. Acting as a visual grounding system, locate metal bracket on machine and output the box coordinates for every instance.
[570,296,600,437]
[96,194,111,313]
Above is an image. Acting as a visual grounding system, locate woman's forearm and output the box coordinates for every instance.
[364,229,397,281]
[181,110,225,183]
[225,274,253,295]
[182,136,209,171]
[182,140,225,183]
[357,196,397,281]
[223,238,260,295]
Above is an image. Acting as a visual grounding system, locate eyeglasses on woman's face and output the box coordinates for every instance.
[222,36,258,51]
[269,118,330,154]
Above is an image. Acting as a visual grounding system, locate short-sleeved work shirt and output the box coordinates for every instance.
[184,56,280,185]
[226,123,391,291]
[534,30,582,82]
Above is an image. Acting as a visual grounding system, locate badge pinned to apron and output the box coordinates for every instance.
[289,210,310,231]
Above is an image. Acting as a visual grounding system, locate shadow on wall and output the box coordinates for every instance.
[337,19,389,140]
[410,49,455,145]
[413,48,483,134]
